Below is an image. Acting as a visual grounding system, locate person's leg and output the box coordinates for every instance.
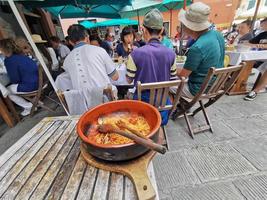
[254,70,267,93]
[7,84,33,115]
[244,70,267,101]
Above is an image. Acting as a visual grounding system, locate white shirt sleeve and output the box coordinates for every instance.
[59,45,70,58]
[47,47,59,71]
[101,49,116,77]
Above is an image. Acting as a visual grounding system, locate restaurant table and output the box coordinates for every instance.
[0,116,159,200]
[226,50,267,95]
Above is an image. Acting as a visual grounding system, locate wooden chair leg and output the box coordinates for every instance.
[0,98,15,128]
[184,113,194,139]
[161,126,169,150]
[38,101,56,113]
[199,100,213,133]
[3,97,20,122]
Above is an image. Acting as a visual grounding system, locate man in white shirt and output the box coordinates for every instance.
[63,24,119,90]
[50,36,70,59]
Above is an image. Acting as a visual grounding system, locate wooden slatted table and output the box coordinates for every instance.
[0,116,159,200]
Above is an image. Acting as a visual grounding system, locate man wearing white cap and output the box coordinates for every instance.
[177,2,225,98]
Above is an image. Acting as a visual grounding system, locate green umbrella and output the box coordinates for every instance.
[46,4,123,18]
[79,20,97,28]
[96,18,138,27]
[21,0,132,8]
[119,0,161,27]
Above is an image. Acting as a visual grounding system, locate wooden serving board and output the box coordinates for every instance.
[80,128,164,200]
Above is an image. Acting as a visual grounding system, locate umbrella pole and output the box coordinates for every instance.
[7,0,70,116]
[184,0,187,9]
[170,9,172,37]
[251,0,261,32]
[137,10,140,31]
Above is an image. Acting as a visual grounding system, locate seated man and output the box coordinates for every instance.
[234,19,254,44]
[244,64,267,101]
[50,36,70,60]
[176,2,225,99]
[126,9,177,125]
[63,24,119,91]
[244,18,267,100]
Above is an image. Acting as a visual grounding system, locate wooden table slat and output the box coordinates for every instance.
[0,120,46,168]
[0,121,54,170]
[45,139,81,200]
[76,165,98,200]
[29,132,78,199]
[108,173,124,200]
[147,163,160,200]
[60,155,87,200]
[124,177,138,200]
[0,121,62,197]
[92,169,110,200]
[1,121,71,199]
[15,120,77,200]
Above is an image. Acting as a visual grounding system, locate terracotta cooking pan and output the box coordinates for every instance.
[77,100,162,161]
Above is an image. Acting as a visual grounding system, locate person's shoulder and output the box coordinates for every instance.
[84,44,108,55]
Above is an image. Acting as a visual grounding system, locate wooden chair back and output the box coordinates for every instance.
[190,63,244,105]
[137,79,186,112]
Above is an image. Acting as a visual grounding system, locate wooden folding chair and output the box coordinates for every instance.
[137,79,186,148]
[172,64,244,138]
[18,65,54,116]
[137,79,186,113]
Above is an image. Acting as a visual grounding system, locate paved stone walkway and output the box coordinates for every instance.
[153,94,267,200]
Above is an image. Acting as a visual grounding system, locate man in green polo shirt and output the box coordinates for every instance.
[177,2,225,98]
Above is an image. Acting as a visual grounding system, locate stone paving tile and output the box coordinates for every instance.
[170,182,244,200]
[153,151,200,190]
[224,116,267,137]
[206,121,240,142]
[233,174,267,200]
[236,101,267,116]
[231,136,267,171]
[184,144,257,183]
[261,114,267,121]
[214,103,245,119]
[165,119,210,151]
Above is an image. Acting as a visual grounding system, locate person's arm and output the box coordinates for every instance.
[247,43,267,49]
[170,60,177,78]
[177,68,192,78]
[126,55,137,84]
[60,45,70,59]
[178,46,202,78]
[102,50,119,81]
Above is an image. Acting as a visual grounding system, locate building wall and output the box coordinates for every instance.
[196,0,241,27]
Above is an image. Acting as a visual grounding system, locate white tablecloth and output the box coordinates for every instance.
[110,63,130,86]
[226,50,267,66]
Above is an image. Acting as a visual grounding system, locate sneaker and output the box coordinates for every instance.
[21,108,32,116]
[244,91,257,101]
